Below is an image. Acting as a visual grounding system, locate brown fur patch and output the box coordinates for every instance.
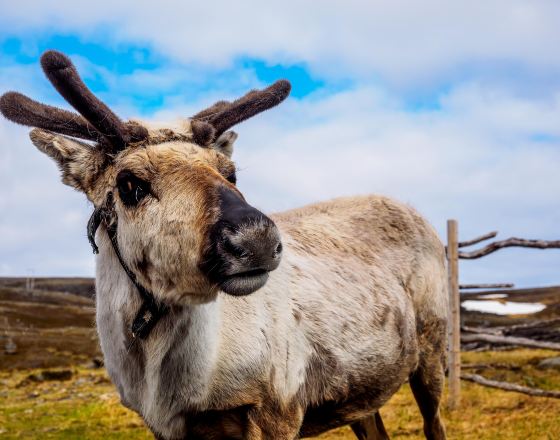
[135,250,153,282]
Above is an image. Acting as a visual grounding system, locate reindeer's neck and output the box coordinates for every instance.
[93,229,221,434]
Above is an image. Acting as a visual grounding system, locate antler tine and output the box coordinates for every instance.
[0,92,101,141]
[194,80,291,138]
[192,100,231,120]
[40,50,147,152]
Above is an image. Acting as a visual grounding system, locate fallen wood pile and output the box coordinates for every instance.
[462,333,560,351]
[445,225,560,407]
[498,318,560,342]
[457,315,560,399]
[461,319,560,351]
[460,285,560,301]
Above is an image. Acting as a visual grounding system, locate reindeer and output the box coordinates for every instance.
[0,51,448,440]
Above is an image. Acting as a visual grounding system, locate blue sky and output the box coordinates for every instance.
[0,35,326,117]
[1,1,560,289]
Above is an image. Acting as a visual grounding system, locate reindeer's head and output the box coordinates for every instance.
[0,51,290,305]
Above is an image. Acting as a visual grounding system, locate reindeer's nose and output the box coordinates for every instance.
[219,214,282,273]
[201,187,282,296]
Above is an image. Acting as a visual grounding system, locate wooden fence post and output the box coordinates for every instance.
[447,219,461,410]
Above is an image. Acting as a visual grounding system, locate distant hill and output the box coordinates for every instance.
[0,277,98,369]
[0,277,95,299]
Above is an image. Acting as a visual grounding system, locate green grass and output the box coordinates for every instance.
[0,368,150,440]
[1,350,559,439]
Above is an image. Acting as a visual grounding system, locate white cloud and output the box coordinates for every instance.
[0,120,94,276]
[0,1,559,88]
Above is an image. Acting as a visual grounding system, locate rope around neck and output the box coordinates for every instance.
[87,194,168,340]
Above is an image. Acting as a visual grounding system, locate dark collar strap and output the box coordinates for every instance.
[87,199,168,340]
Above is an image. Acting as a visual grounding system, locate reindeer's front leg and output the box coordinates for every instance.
[245,400,304,440]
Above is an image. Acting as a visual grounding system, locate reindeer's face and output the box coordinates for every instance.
[111,139,282,303]
[28,126,282,304]
[1,50,290,305]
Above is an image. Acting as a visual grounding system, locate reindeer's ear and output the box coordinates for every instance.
[30,128,106,195]
[212,130,237,158]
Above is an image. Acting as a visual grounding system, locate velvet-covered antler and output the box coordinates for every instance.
[0,91,100,141]
[39,51,148,151]
[0,50,148,153]
[192,80,291,138]
[0,50,290,152]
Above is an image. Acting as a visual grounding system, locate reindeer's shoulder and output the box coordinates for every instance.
[272,194,412,222]
[272,195,438,244]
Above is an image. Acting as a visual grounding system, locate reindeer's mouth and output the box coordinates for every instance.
[219,269,269,296]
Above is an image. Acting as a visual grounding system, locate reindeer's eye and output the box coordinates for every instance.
[116,171,150,207]
[226,171,237,185]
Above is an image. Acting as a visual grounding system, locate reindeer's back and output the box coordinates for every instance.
[272,194,448,330]
[273,194,442,255]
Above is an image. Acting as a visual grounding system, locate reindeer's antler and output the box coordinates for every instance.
[0,50,290,151]
[0,91,101,141]
[40,51,148,151]
[0,50,148,153]
[192,80,291,138]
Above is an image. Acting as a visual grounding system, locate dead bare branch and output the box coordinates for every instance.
[461,373,560,399]
[462,363,521,371]
[458,231,498,248]
[460,283,514,290]
[494,318,560,332]
[461,326,502,335]
[458,237,560,259]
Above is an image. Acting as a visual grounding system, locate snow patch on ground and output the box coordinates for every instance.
[462,300,546,315]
